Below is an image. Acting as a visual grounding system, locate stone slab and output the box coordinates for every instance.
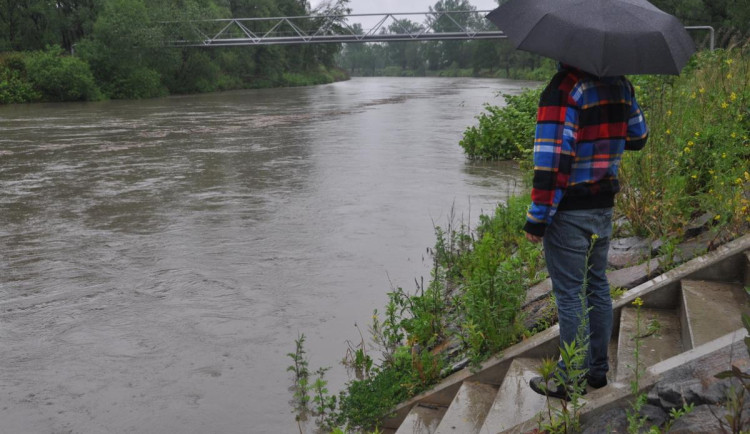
[608,258,662,291]
[395,404,447,434]
[433,382,497,434]
[480,358,558,434]
[681,279,750,348]
[616,306,683,382]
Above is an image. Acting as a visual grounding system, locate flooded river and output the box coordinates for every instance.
[0,77,532,433]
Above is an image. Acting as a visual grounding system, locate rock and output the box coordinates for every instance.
[608,237,655,269]
[523,278,552,306]
[581,407,628,433]
[667,404,726,433]
[450,357,469,372]
[703,376,743,405]
[647,378,712,409]
[640,404,669,427]
[685,212,714,238]
[522,296,556,331]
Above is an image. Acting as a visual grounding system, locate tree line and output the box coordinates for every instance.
[1,0,747,103]
[0,0,351,103]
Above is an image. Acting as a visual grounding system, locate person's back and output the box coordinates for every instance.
[525,65,648,236]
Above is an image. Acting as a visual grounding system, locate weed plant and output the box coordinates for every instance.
[713,307,750,432]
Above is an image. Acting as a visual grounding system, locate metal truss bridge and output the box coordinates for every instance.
[162,11,507,47]
[161,11,715,50]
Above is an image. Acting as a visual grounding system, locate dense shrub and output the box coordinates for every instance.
[459,87,541,161]
[619,48,750,238]
[109,67,167,100]
[0,53,41,104]
[25,46,101,102]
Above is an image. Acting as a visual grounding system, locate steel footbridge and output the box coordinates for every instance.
[160,11,715,50]
[161,11,506,47]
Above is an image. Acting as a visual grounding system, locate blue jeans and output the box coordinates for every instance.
[543,208,613,380]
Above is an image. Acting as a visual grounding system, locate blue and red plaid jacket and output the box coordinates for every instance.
[524,66,648,237]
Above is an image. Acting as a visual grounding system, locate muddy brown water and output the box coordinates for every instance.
[0,77,533,433]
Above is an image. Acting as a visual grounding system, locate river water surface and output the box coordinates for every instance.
[0,77,532,433]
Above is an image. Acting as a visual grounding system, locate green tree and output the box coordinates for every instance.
[25,45,101,101]
[76,0,166,98]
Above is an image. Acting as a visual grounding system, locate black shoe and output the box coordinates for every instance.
[529,376,586,401]
[586,374,608,389]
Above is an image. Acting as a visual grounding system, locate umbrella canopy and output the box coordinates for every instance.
[486,0,696,76]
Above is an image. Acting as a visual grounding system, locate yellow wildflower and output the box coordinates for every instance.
[691,92,697,99]
[684,147,691,153]
[666,129,672,135]
[591,233,600,241]
[722,153,727,158]
[632,297,643,307]
[727,59,734,65]
[727,73,733,79]
[731,92,738,101]
[714,215,722,221]
[722,102,729,109]
[667,110,673,116]
[737,178,743,185]
[691,174,698,179]
[699,88,705,94]
[688,140,695,146]
[694,132,700,138]
[732,132,738,139]
[744,171,750,180]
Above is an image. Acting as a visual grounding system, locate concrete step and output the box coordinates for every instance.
[681,279,750,349]
[433,381,498,434]
[616,306,683,382]
[479,358,561,433]
[395,404,447,434]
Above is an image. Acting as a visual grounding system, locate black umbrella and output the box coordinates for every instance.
[486,0,696,76]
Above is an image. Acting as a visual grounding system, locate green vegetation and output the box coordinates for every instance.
[459,87,541,161]
[0,0,350,103]
[620,48,749,240]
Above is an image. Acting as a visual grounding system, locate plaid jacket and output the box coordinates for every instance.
[524,67,648,237]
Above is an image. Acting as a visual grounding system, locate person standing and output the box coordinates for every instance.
[524,63,648,399]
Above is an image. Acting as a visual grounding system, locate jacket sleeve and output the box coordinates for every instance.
[625,85,648,151]
[523,79,579,237]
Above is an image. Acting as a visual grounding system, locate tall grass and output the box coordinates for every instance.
[620,47,750,238]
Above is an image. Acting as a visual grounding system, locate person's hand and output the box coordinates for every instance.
[525,232,542,244]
